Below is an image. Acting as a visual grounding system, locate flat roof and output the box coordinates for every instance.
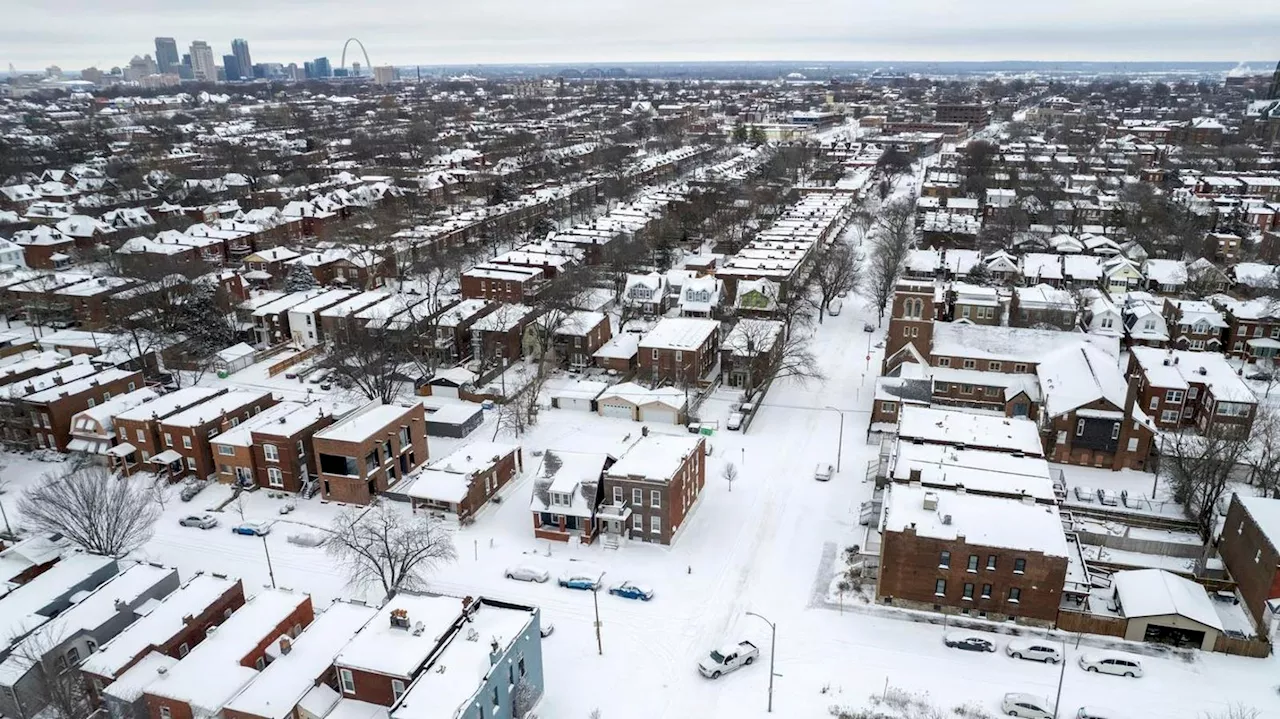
[0,553,116,656]
[314,403,415,445]
[897,406,1043,456]
[114,387,223,422]
[335,594,462,678]
[890,442,1057,502]
[883,483,1069,557]
[161,390,271,428]
[608,434,700,481]
[639,317,718,351]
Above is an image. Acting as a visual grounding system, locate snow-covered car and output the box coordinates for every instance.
[943,632,995,652]
[1073,486,1095,502]
[557,575,600,591]
[505,565,550,583]
[1096,488,1119,506]
[726,412,744,431]
[179,513,218,529]
[540,621,555,638]
[232,521,271,536]
[179,480,208,502]
[697,640,758,678]
[815,463,833,482]
[827,299,843,316]
[1075,708,1120,719]
[1001,693,1053,719]
[608,582,654,601]
[1005,639,1062,664]
[1078,653,1142,677]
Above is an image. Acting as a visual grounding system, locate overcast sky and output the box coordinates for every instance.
[4,0,1279,71]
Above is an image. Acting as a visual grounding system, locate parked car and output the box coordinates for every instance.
[540,621,555,638]
[1078,653,1143,678]
[698,640,758,679]
[179,480,208,502]
[1005,639,1062,664]
[827,299,843,316]
[505,565,550,583]
[1096,488,1119,506]
[1075,708,1120,719]
[558,575,600,591]
[815,463,834,482]
[944,632,996,653]
[608,582,654,601]
[727,412,744,431]
[1073,485,1095,502]
[1001,693,1054,719]
[179,513,218,529]
[232,521,271,536]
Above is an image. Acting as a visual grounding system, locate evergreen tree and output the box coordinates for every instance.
[732,121,748,144]
[284,262,319,292]
[749,125,768,146]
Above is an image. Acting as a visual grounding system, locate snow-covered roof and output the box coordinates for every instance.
[889,442,1057,503]
[1036,343,1130,419]
[931,322,1118,364]
[102,650,178,703]
[313,402,415,444]
[0,553,117,653]
[471,303,535,333]
[160,389,270,428]
[81,573,240,679]
[114,386,223,422]
[335,593,463,678]
[222,601,376,719]
[593,333,639,360]
[1112,569,1223,631]
[882,483,1069,557]
[896,405,1043,456]
[403,443,519,504]
[1237,496,1280,553]
[721,319,783,356]
[639,317,718,351]
[1130,347,1255,403]
[596,381,685,410]
[607,434,700,481]
[529,450,610,518]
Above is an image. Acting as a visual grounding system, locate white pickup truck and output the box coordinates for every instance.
[698,640,759,678]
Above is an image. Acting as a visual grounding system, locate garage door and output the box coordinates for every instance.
[562,397,593,412]
[639,405,677,424]
[600,401,634,420]
[432,385,459,399]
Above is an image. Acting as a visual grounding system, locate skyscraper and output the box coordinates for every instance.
[1268,61,1280,101]
[312,56,332,78]
[189,40,216,82]
[231,39,252,81]
[155,37,179,75]
[222,55,241,82]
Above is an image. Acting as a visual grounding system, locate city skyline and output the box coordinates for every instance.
[3,0,1279,70]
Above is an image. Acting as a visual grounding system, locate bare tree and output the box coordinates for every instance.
[325,503,457,601]
[1245,406,1280,499]
[7,629,94,719]
[320,326,412,404]
[722,462,738,492]
[811,242,861,323]
[1201,706,1262,719]
[874,146,914,198]
[864,198,917,325]
[512,679,541,718]
[1163,427,1249,542]
[18,465,163,556]
[724,318,823,395]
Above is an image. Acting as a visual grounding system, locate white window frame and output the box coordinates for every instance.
[650,490,661,508]
[339,668,355,694]
[264,443,279,462]
[650,515,661,534]
[267,468,284,488]
[612,486,622,504]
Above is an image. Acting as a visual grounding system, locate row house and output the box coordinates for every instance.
[155,389,277,481]
[112,387,226,475]
[425,299,494,365]
[317,290,392,343]
[141,589,316,719]
[1218,495,1280,630]
[290,248,385,289]
[470,303,538,368]
[720,319,784,394]
[460,263,546,304]
[928,367,1041,421]
[1163,298,1228,352]
[529,450,615,545]
[250,289,331,347]
[241,248,302,287]
[944,283,1000,325]
[489,246,577,280]
[1212,295,1280,363]
[638,317,720,387]
[285,288,360,348]
[10,226,73,269]
[1008,284,1076,331]
[66,386,160,458]
[313,401,429,505]
[1128,348,1258,437]
[526,310,612,368]
[1036,343,1154,471]
[19,367,143,452]
[896,405,1045,457]
[82,574,246,714]
[402,442,523,521]
[600,434,706,546]
[210,401,336,491]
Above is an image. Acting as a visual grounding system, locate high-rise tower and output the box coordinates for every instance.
[189,40,216,82]
[231,39,252,81]
[154,37,179,74]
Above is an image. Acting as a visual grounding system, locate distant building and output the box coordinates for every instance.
[222,54,241,82]
[374,65,396,84]
[154,37,179,74]
[307,56,332,79]
[189,40,216,82]
[231,38,252,80]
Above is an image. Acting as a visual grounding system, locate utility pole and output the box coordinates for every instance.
[261,535,277,588]
[1051,640,1067,719]
[746,612,777,712]
[824,406,845,471]
[593,572,606,655]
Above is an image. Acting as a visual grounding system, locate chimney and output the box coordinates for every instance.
[182,614,195,625]
[941,514,952,525]
[279,637,292,655]
[488,639,501,666]
[922,491,939,511]
[390,608,410,629]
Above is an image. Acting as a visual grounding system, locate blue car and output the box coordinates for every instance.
[232,521,271,536]
[557,575,600,591]
[608,581,654,601]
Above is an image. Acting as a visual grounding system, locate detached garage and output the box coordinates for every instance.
[1111,569,1224,651]
[424,367,477,399]
[595,382,687,425]
[550,379,608,412]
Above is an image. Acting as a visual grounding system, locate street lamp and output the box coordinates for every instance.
[745,611,777,713]
[592,572,606,656]
[823,406,845,472]
[1051,638,1068,719]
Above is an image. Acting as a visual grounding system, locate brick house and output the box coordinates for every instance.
[1128,347,1257,437]
[1218,495,1280,628]
[156,389,277,481]
[142,589,315,719]
[460,264,546,303]
[21,368,144,452]
[1163,299,1227,352]
[209,401,336,490]
[637,318,720,387]
[928,367,1040,421]
[1037,344,1153,471]
[529,450,615,544]
[313,402,428,504]
[470,303,538,368]
[81,574,245,711]
[426,298,494,365]
[112,387,225,475]
[1009,284,1077,331]
[403,442,523,521]
[242,248,301,287]
[600,434,706,546]
[1212,296,1280,363]
[876,484,1069,626]
[526,310,612,368]
[720,319,784,393]
[946,283,1001,325]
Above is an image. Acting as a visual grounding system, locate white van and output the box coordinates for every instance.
[1078,653,1143,678]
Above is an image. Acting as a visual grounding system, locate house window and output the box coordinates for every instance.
[632,514,643,530]
[268,468,284,487]
[164,432,172,447]
[650,490,661,508]
[1013,558,1026,574]
[963,359,976,369]
[255,656,265,670]
[960,384,973,395]
[264,444,279,462]
[938,357,951,367]
[392,679,406,702]
[1148,396,1159,411]
[1161,410,1178,423]
[1166,390,1183,403]
[939,551,951,568]
[651,515,661,534]
[186,457,196,470]
[518,655,526,677]
[1256,550,1262,563]
[934,578,946,596]
[962,583,974,600]
[632,488,642,505]
[1127,437,1139,452]
[1076,419,1085,436]
[182,436,192,449]
[178,642,189,657]
[1008,587,1021,602]
[986,555,996,570]
[218,445,235,456]
[136,428,145,443]
[967,555,978,572]
[160,707,172,719]
[1111,423,1120,440]
[981,584,992,599]
[339,668,355,694]
[1187,386,1198,400]
[612,486,623,504]
[651,349,659,360]
[493,685,501,709]
[988,361,1001,371]
[86,398,95,408]
[880,401,897,414]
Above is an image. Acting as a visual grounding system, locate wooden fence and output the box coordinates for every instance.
[1056,609,1126,638]
[1213,634,1272,658]
[266,346,322,377]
